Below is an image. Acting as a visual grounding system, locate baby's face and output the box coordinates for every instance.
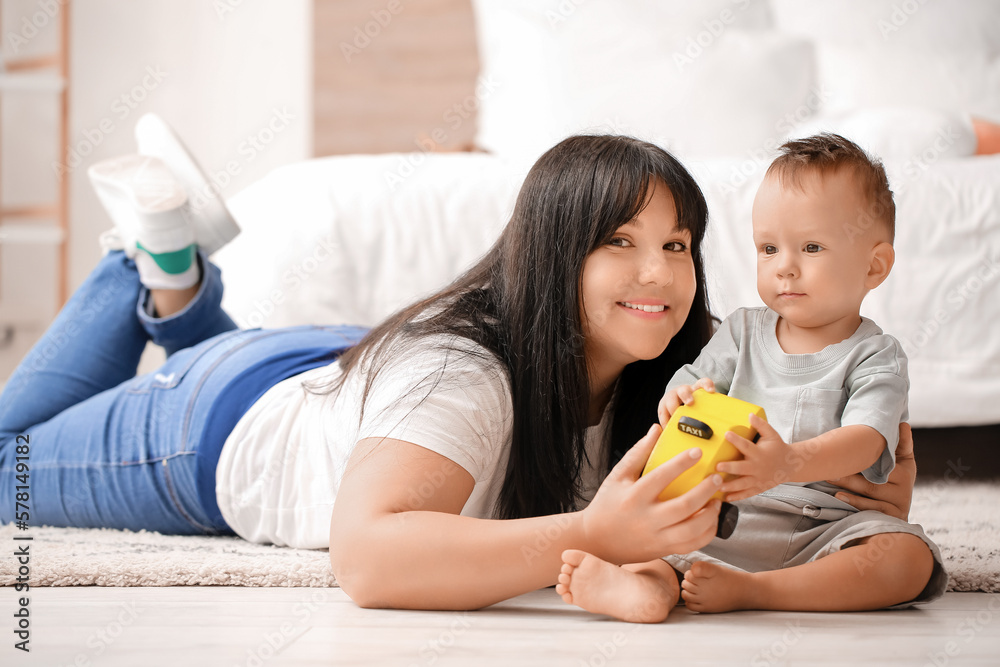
[751,169,878,330]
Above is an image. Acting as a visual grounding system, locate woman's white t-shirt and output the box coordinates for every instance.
[215,334,610,549]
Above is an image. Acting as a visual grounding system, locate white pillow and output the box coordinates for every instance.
[471,0,817,161]
[217,153,521,329]
[769,0,1000,120]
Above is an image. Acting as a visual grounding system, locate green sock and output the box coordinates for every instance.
[136,242,196,274]
[134,243,200,290]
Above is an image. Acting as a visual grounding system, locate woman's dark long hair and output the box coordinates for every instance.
[319,135,714,520]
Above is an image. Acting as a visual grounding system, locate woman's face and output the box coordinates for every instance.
[580,182,697,382]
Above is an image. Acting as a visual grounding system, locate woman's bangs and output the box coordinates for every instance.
[592,170,655,247]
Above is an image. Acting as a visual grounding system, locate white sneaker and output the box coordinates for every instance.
[88,155,188,258]
[134,113,240,256]
[88,155,200,289]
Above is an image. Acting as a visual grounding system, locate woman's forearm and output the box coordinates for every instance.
[333,509,588,610]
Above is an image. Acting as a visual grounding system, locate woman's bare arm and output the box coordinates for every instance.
[329,437,582,610]
[329,425,722,611]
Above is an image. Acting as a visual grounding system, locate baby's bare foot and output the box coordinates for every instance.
[556,550,678,623]
[681,561,759,613]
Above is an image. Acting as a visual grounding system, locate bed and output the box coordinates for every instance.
[215,0,1000,431]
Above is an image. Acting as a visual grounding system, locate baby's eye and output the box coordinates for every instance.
[763,245,777,255]
[805,243,822,253]
[664,241,688,253]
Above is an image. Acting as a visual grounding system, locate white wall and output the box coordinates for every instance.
[67,0,313,290]
[1,0,311,378]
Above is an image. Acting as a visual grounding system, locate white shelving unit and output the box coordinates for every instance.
[0,0,71,332]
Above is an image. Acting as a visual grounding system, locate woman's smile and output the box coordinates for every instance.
[618,300,669,317]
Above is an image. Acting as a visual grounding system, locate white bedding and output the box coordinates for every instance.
[217,152,1000,428]
[217,153,522,329]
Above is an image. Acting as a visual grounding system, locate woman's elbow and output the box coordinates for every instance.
[330,545,396,609]
[340,580,392,610]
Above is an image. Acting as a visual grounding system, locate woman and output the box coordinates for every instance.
[0,134,915,611]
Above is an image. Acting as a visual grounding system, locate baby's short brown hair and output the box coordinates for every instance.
[766,133,895,242]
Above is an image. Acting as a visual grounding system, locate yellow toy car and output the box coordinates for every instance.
[641,388,768,538]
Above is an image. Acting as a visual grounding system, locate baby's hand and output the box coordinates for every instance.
[717,414,791,502]
[657,377,716,426]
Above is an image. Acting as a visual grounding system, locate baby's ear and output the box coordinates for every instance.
[865,242,895,289]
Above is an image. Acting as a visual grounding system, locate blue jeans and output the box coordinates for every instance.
[0,251,366,535]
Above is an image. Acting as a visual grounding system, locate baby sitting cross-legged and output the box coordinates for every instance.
[556,133,948,622]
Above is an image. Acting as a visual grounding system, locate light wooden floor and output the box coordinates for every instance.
[6,587,999,666]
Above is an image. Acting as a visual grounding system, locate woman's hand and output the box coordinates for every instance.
[582,423,722,565]
[827,423,916,521]
[657,377,716,425]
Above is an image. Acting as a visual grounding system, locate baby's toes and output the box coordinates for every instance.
[561,549,589,568]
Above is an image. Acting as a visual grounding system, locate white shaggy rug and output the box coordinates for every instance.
[1,482,997,590]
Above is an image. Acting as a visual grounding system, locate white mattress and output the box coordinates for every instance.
[217,152,1000,427]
